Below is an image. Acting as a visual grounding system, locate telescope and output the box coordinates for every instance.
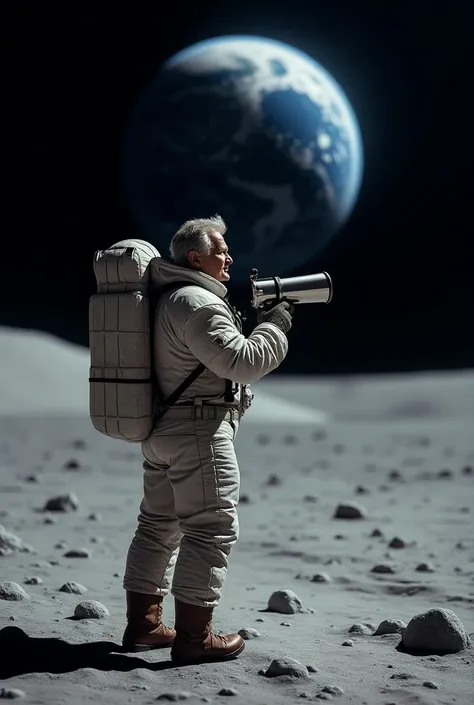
[249,268,333,309]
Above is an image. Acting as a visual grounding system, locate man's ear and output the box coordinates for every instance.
[188,250,200,267]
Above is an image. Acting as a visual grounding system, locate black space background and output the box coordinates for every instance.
[2,1,473,375]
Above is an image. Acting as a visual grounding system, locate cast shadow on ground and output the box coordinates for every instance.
[0,626,178,678]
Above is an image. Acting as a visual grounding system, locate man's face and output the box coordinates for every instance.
[188,231,233,282]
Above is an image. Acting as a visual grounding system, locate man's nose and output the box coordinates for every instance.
[226,254,233,264]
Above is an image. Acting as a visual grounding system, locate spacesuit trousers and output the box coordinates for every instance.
[123,410,240,607]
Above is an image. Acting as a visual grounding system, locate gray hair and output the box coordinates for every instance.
[169,214,227,267]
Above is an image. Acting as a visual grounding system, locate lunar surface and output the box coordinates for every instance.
[0,326,473,704]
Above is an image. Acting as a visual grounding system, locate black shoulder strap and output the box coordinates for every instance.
[161,362,206,408]
[153,363,206,423]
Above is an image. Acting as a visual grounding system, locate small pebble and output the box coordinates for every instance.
[265,474,282,486]
[0,582,29,601]
[63,459,80,470]
[267,589,304,614]
[64,548,91,558]
[423,681,438,689]
[388,470,403,481]
[59,581,88,594]
[370,562,398,574]
[333,502,366,519]
[348,623,375,635]
[355,485,369,494]
[322,685,344,696]
[370,528,383,537]
[388,537,407,549]
[390,673,415,680]
[264,657,309,678]
[218,688,238,696]
[74,600,109,619]
[341,640,354,646]
[416,561,435,573]
[373,619,406,636]
[43,515,57,524]
[311,572,331,583]
[238,628,261,640]
[43,493,80,512]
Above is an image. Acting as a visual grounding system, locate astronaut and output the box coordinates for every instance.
[122,214,294,664]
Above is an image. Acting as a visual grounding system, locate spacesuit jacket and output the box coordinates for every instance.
[149,257,288,405]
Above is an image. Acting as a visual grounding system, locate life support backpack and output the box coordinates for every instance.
[88,239,205,443]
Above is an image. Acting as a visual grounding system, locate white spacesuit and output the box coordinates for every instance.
[122,255,293,664]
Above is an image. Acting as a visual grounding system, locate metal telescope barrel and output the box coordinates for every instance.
[250,270,333,308]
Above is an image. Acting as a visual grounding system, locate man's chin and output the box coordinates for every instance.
[220,272,231,281]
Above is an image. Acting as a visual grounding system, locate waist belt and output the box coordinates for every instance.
[160,405,241,421]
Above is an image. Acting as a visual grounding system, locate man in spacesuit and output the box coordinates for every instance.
[122,214,294,664]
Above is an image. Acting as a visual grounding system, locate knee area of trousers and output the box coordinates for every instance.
[180,518,239,545]
[136,516,179,537]
[218,513,240,545]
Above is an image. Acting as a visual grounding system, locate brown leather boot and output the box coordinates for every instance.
[121,591,175,652]
[170,598,245,665]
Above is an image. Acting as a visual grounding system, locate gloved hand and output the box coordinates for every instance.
[257,300,295,334]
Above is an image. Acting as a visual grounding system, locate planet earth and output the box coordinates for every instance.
[121,35,364,283]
